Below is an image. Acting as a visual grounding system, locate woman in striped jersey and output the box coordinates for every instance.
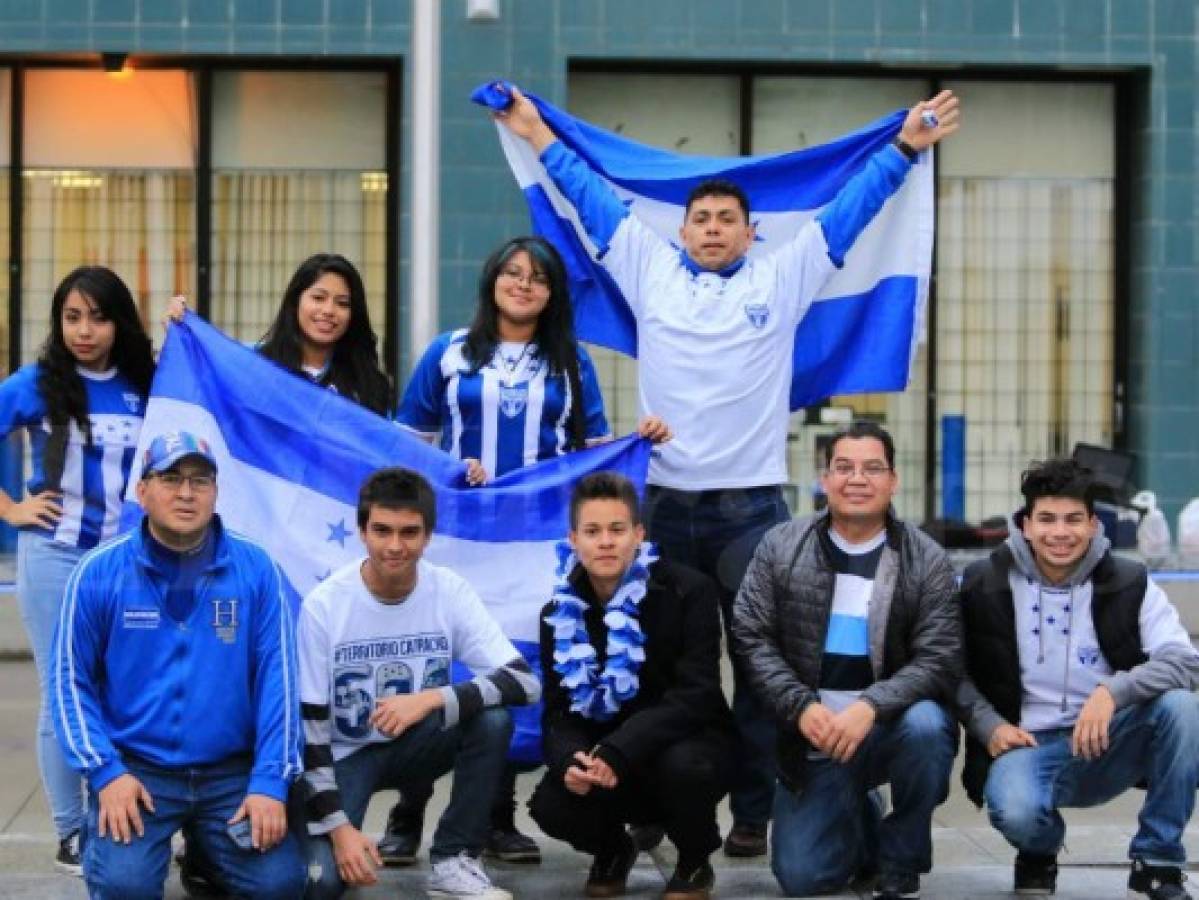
[0,266,155,875]
[393,235,669,864]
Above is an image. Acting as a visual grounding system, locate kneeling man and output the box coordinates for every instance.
[51,431,305,899]
[530,472,733,899]
[295,467,539,900]
[958,458,1199,899]
[732,421,961,900]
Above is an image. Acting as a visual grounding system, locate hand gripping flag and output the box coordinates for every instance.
[125,312,652,761]
[472,80,934,409]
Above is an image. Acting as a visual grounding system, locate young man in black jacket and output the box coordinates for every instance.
[530,472,733,900]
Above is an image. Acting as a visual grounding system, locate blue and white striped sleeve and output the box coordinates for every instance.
[576,345,611,442]
[248,557,302,801]
[50,553,126,792]
[396,333,451,436]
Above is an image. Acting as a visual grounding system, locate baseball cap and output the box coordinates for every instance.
[140,431,218,479]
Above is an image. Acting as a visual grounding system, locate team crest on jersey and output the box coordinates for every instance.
[744,303,770,329]
[122,392,141,413]
[1076,645,1101,667]
[211,599,239,644]
[499,384,528,418]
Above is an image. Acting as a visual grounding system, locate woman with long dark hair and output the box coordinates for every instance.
[391,236,669,865]
[257,252,393,415]
[0,266,155,875]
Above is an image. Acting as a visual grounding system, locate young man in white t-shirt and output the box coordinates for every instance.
[294,468,540,900]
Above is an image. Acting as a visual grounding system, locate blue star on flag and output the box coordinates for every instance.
[326,519,351,547]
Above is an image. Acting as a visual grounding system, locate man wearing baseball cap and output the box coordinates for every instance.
[50,430,305,899]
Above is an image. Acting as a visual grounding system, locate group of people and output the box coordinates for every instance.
[3,79,1197,900]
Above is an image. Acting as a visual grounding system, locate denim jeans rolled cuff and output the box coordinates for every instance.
[16,529,87,839]
[83,759,305,900]
[645,484,788,826]
[770,700,956,897]
[983,690,1199,864]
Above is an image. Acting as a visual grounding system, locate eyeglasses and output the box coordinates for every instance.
[151,471,216,491]
[499,265,550,289]
[828,461,892,479]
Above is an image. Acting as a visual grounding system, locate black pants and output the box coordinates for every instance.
[529,733,731,862]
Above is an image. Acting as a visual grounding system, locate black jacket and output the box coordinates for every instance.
[731,510,962,791]
[538,558,733,782]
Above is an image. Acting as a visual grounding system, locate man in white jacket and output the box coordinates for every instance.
[957,458,1199,900]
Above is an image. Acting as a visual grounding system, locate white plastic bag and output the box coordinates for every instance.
[1132,490,1171,561]
[1175,497,1199,560]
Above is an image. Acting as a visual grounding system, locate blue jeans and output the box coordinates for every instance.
[16,530,86,838]
[771,700,957,895]
[644,484,788,826]
[299,707,512,900]
[984,690,1199,864]
[82,757,304,900]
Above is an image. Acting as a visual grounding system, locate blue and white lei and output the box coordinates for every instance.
[543,540,657,721]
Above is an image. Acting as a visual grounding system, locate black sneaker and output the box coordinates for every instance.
[663,859,715,899]
[377,801,422,867]
[54,830,81,876]
[629,823,665,853]
[721,821,767,858]
[583,833,637,898]
[873,870,920,900]
[483,825,541,863]
[178,842,223,897]
[1014,852,1058,895]
[1128,859,1192,899]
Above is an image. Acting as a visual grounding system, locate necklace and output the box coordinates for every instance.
[543,540,657,721]
[497,342,535,385]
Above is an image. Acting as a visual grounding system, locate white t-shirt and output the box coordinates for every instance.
[603,215,836,490]
[298,557,518,761]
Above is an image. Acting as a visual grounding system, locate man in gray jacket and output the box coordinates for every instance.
[732,421,960,900]
[957,458,1199,900]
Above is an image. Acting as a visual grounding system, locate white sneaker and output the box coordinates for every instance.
[427,851,512,899]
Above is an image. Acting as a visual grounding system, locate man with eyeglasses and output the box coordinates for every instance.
[50,430,305,899]
[731,421,961,900]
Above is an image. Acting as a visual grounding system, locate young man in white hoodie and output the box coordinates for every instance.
[957,458,1199,899]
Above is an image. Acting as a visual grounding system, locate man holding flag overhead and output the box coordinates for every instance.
[491,84,959,856]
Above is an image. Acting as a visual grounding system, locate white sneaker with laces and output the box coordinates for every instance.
[427,851,512,899]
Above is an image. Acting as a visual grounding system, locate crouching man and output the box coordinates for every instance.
[530,472,734,899]
[294,467,539,900]
[958,459,1199,899]
[732,421,961,900]
[51,431,305,899]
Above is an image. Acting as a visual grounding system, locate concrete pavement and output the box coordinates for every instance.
[2,656,1197,898]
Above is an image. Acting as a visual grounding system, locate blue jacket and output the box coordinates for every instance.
[50,515,302,801]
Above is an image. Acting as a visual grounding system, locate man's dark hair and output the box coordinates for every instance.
[569,471,641,530]
[825,420,896,471]
[1020,458,1097,516]
[684,178,750,220]
[357,467,437,531]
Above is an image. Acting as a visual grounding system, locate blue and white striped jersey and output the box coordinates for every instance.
[0,363,144,549]
[397,329,609,478]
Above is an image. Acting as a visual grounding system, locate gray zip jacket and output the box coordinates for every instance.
[732,509,961,790]
[957,519,1199,745]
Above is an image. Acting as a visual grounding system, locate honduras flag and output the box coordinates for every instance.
[125,312,651,761]
[472,80,933,409]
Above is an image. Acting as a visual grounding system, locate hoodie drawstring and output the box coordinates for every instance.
[1061,585,1075,713]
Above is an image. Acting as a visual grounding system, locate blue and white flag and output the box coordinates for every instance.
[472,81,934,409]
[125,312,652,761]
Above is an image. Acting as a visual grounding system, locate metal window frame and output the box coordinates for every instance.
[0,53,403,379]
